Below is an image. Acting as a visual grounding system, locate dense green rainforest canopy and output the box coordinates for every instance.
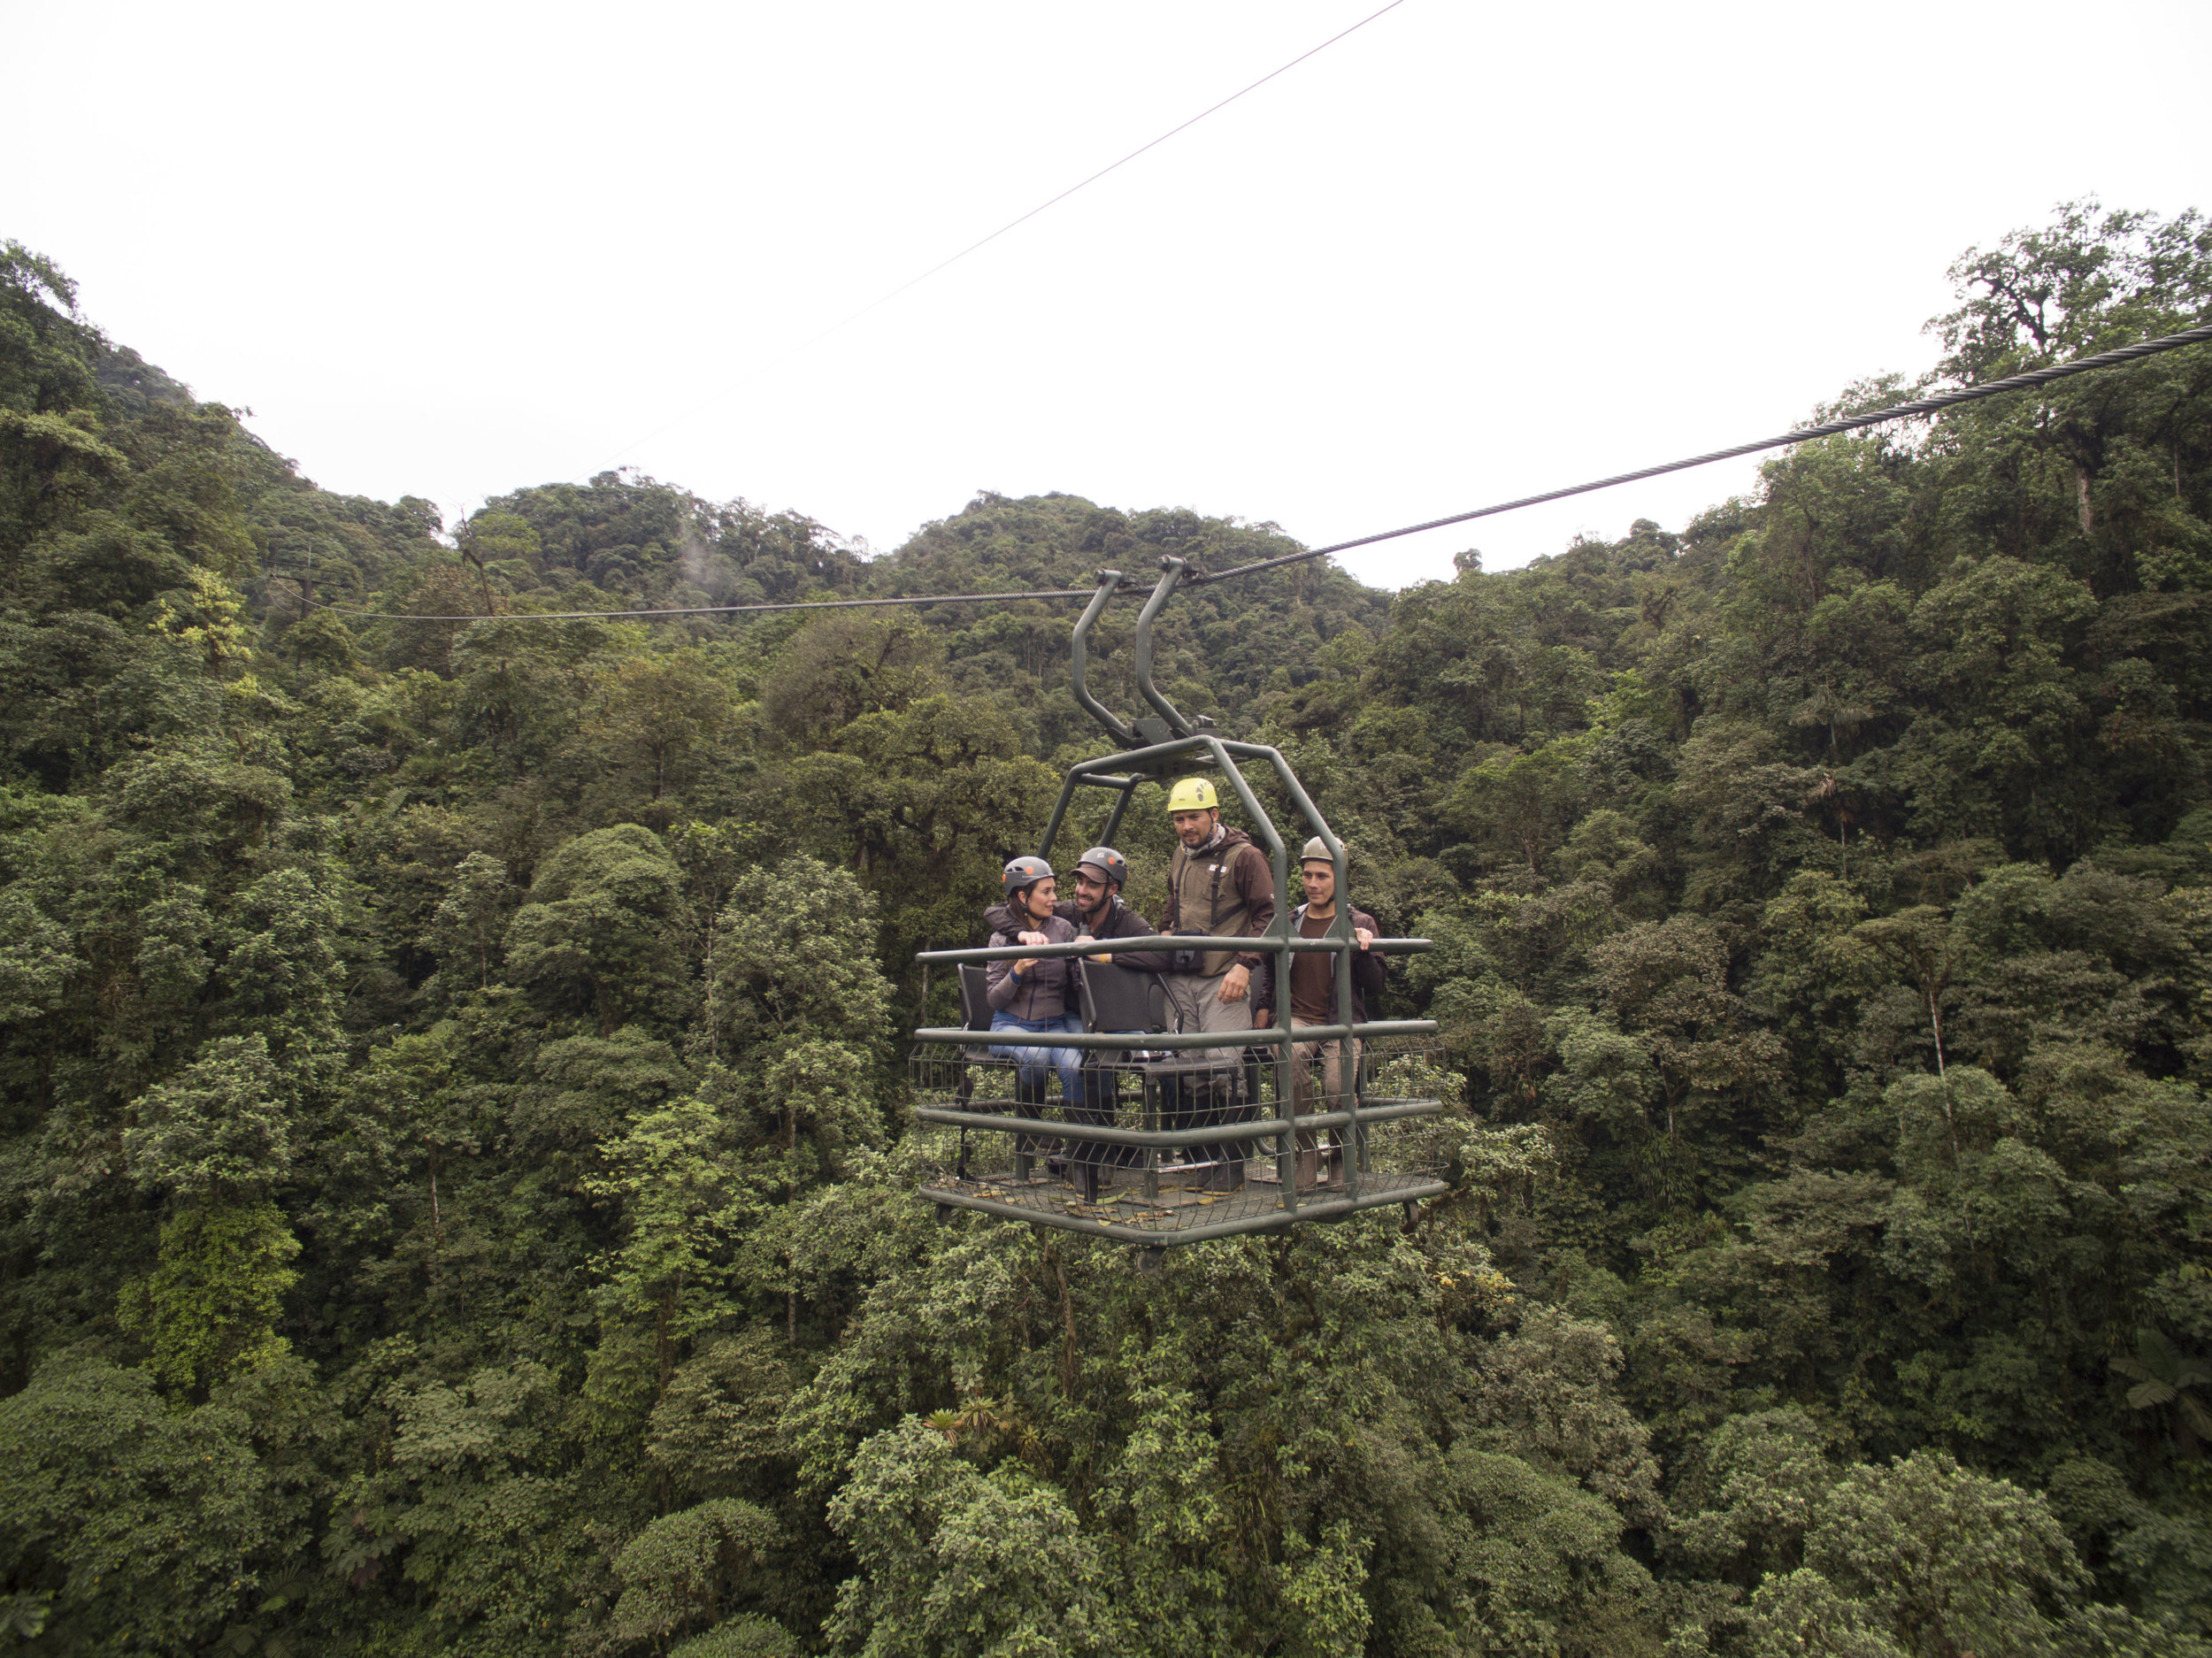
[3,203,2210,1656]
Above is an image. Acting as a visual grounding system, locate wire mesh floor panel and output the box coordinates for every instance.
[918,1163,1446,1238]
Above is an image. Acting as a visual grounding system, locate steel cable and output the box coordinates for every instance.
[271,321,2212,624]
[588,0,1409,473]
[276,587,1098,623]
[1189,321,2212,586]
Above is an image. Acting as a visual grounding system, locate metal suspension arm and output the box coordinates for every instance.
[1133,557,1197,739]
[1068,571,1135,748]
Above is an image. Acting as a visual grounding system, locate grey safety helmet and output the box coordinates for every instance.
[1075,846,1129,893]
[1301,836,1339,865]
[1002,855,1056,902]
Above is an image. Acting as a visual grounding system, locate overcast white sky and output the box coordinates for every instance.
[9,0,2208,587]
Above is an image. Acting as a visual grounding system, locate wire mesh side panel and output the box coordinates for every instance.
[910,1035,1450,1239]
[908,1034,1443,1112]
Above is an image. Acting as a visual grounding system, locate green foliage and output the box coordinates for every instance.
[2112,1327,2212,1454]
[2,208,2208,1653]
[0,1358,275,1653]
[118,1201,302,1395]
[610,1498,782,1647]
[123,1033,292,1202]
[0,887,78,1021]
[826,1419,1125,1658]
[505,823,695,1033]
[1797,1451,2085,1654]
[673,1614,803,1656]
[704,856,892,1062]
[585,1096,753,1387]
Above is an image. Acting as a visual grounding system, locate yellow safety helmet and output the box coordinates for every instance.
[1166,777,1218,812]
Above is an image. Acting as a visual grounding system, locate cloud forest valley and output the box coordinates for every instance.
[2,204,2211,1656]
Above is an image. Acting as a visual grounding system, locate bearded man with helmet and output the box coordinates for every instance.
[1157,776,1278,1037]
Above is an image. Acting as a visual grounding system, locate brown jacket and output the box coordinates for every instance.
[1160,825,1276,975]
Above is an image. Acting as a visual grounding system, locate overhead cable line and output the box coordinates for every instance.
[275,586,1098,624]
[588,0,1409,472]
[1189,321,2212,586]
[274,320,2212,626]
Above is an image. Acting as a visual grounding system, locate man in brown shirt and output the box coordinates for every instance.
[1255,838,1386,1182]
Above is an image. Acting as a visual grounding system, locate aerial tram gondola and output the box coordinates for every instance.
[910,557,1449,1256]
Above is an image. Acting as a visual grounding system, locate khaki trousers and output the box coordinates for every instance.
[1286,1024,1360,1186]
[1160,971,1255,1183]
[1287,1025,1360,1112]
[1161,971,1256,1036]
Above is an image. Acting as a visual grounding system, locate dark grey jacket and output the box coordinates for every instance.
[986,912,1079,1020]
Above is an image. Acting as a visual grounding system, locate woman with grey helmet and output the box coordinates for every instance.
[979,845,1169,973]
[982,847,1162,1182]
[984,856,1085,1113]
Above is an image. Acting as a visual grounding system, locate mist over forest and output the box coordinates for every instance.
[3,203,2210,1656]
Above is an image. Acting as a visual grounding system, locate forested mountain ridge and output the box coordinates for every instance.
[1,202,2209,1656]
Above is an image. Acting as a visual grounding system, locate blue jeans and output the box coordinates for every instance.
[989,1012,1085,1103]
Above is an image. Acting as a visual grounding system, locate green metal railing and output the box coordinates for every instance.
[910,556,1450,1247]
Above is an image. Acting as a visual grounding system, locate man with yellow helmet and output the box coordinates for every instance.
[1158,775,1278,1038]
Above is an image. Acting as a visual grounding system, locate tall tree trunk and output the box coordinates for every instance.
[787,1107,798,1345]
[2076,464,2095,536]
[1047,1243,1079,1398]
[1928,992,1959,1162]
[293,539,314,668]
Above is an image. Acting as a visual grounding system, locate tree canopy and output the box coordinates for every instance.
[2,203,2210,1654]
